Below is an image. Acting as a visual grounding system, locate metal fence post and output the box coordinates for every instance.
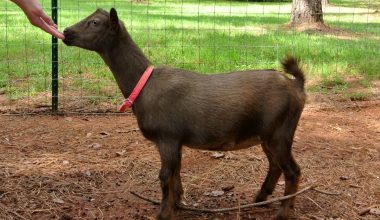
[52,0,58,112]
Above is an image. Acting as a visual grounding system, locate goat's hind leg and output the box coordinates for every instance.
[268,132,301,220]
[173,149,183,207]
[255,142,282,204]
[157,140,182,220]
[277,154,300,220]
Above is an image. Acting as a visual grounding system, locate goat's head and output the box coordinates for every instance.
[63,8,122,52]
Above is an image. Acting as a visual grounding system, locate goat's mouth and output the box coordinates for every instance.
[62,37,75,46]
[62,32,78,46]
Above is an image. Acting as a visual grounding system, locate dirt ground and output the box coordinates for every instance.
[0,97,379,220]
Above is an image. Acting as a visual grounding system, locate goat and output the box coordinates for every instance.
[63,8,306,220]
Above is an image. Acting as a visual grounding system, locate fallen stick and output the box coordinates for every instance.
[131,185,315,213]
[130,191,160,205]
[312,188,341,196]
[359,204,380,216]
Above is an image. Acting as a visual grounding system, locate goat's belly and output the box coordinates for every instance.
[187,136,262,151]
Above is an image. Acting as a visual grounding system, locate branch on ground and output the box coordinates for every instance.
[131,185,317,213]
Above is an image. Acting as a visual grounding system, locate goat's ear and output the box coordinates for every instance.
[110,8,119,31]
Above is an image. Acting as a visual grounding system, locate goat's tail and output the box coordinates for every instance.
[282,56,305,91]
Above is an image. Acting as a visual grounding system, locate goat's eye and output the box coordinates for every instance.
[92,20,98,26]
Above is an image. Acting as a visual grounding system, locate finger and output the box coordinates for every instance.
[37,10,59,29]
[37,17,65,39]
[39,11,56,27]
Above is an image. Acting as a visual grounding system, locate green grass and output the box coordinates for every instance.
[0,0,379,101]
[330,0,380,9]
[346,91,372,101]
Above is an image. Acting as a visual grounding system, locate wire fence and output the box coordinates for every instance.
[0,0,379,114]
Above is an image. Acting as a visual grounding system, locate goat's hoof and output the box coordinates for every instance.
[254,194,270,207]
[174,195,183,206]
[157,209,175,220]
[274,214,289,220]
[156,213,171,220]
[174,201,182,209]
[275,208,291,220]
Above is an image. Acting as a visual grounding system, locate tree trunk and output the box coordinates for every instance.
[291,0,324,25]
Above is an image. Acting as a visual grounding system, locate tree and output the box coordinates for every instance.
[290,0,324,26]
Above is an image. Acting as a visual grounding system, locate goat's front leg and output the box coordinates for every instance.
[157,140,182,220]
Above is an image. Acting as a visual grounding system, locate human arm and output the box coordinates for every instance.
[11,0,64,39]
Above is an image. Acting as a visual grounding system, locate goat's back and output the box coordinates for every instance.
[135,67,305,147]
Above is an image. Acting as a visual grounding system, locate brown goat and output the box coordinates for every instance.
[63,8,306,220]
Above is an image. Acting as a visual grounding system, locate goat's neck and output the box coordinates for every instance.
[99,34,150,98]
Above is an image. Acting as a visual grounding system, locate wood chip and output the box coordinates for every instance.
[52,197,65,204]
[211,152,225,159]
[100,132,111,138]
[204,190,224,197]
[222,185,234,192]
[88,143,101,149]
[116,150,126,157]
[86,132,92,138]
[369,208,380,215]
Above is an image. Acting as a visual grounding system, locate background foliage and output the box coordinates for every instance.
[0,0,379,108]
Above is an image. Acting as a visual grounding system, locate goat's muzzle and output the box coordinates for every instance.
[62,28,76,45]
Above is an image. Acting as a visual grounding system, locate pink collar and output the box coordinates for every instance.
[119,66,154,112]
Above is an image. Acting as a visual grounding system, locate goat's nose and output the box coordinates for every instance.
[62,28,75,45]
[63,28,73,36]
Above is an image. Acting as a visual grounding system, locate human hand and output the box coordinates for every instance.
[11,0,65,39]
